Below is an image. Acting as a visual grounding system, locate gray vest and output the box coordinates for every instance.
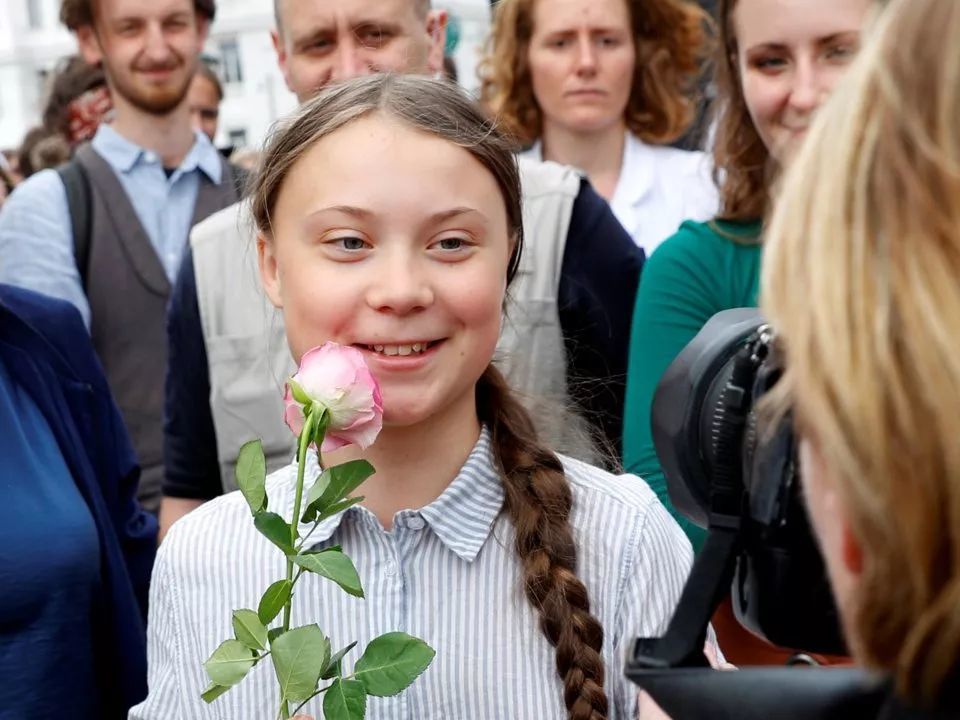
[76,144,239,512]
[192,158,586,492]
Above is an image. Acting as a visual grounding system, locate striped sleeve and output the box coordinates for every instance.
[612,491,693,719]
[129,538,186,719]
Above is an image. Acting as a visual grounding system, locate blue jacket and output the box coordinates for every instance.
[0,285,156,717]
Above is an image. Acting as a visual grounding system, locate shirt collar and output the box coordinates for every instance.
[303,427,505,563]
[526,133,654,207]
[90,123,223,183]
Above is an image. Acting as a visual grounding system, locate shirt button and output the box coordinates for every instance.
[406,515,425,531]
[385,560,398,577]
[144,152,157,164]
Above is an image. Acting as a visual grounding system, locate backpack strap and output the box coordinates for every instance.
[56,160,93,291]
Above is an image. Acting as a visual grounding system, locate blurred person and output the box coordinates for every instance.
[16,126,63,179]
[0,284,156,719]
[0,0,246,513]
[442,53,458,83]
[28,133,72,174]
[763,0,960,713]
[0,152,18,207]
[187,62,223,142]
[480,0,718,256]
[42,54,113,147]
[228,145,259,172]
[621,0,876,663]
[158,0,643,537]
[1,149,23,185]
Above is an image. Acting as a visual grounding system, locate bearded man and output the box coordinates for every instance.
[0,0,246,511]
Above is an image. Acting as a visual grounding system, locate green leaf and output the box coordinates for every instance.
[288,378,311,406]
[301,460,375,522]
[353,633,436,697]
[323,678,367,720]
[301,470,332,523]
[291,548,364,598]
[254,511,294,555]
[315,496,364,524]
[233,609,269,651]
[257,579,293,626]
[236,440,267,515]
[203,639,258,688]
[271,624,330,703]
[200,681,231,703]
[321,641,358,680]
[268,627,285,646]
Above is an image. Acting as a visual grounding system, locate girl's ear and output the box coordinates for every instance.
[257,235,284,309]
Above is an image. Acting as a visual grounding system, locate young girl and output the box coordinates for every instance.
[131,75,691,719]
[480,0,718,257]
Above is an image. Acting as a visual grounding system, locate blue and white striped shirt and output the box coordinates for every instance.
[130,429,693,719]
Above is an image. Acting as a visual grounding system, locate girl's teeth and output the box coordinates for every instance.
[367,343,431,355]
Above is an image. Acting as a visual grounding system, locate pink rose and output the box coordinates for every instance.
[284,343,383,452]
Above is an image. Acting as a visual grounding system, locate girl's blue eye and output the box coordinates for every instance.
[437,238,464,251]
[338,237,367,250]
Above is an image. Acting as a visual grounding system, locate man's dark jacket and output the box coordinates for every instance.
[0,284,157,718]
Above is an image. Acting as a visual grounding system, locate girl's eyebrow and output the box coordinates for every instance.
[306,206,488,224]
[429,207,489,225]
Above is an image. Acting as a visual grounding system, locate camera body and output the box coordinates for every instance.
[650,308,843,654]
[624,310,870,719]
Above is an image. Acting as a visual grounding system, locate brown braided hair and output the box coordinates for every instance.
[252,73,609,719]
[478,365,608,718]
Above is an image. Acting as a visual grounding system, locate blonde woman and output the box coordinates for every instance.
[763,0,960,713]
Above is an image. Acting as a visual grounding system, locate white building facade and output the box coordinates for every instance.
[0,0,494,152]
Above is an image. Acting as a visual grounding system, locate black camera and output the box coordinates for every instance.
[624,309,886,719]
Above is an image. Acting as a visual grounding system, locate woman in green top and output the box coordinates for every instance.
[622,0,877,549]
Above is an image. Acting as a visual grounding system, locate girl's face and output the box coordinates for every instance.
[527,0,635,137]
[734,0,872,163]
[259,113,513,429]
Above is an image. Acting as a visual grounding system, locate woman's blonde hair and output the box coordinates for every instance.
[478,0,709,147]
[762,0,960,706]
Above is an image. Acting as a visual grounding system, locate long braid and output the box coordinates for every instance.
[477,365,609,720]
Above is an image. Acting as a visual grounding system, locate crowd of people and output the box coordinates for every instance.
[0,0,958,718]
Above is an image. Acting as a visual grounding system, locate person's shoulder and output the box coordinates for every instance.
[516,156,582,200]
[560,454,659,520]
[190,199,250,250]
[652,218,760,263]
[0,168,66,218]
[0,284,95,374]
[646,142,710,171]
[559,455,689,569]
[163,461,297,549]
[0,283,83,329]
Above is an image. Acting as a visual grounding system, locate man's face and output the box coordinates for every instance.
[77,0,208,116]
[187,72,221,140]
[272,0,447,103]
